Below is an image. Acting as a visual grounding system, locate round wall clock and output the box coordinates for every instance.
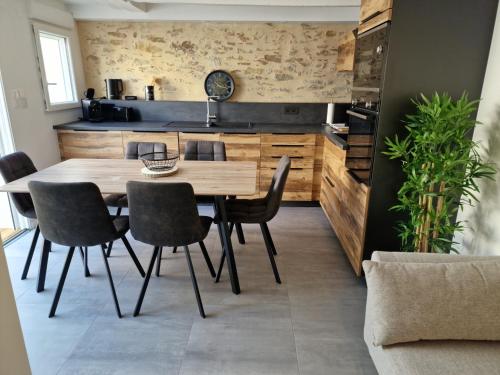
[204,70,235,101]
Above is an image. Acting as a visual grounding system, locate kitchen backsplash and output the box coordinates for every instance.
[77,21,356,103]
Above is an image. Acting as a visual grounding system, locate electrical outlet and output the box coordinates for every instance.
[284,105,300,115]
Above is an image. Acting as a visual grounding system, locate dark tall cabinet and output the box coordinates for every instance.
[351,0,498,264]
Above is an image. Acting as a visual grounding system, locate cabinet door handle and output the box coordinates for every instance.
[346,110,369,120]
[325,175,335,188]
[272,144,305,148]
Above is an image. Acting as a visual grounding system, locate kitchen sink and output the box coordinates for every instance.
[164,121,253,129]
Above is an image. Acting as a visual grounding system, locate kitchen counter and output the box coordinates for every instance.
[53,120,349,150]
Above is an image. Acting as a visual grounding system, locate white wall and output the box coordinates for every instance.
[455,5,500,255]
[0,0,85,170]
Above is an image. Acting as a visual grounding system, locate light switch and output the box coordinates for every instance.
[12,89,28,109]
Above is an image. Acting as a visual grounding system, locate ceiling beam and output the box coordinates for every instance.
[130,0,360,5]
[106,0,148,12]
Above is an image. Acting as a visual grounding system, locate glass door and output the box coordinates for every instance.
[0,69,24,242]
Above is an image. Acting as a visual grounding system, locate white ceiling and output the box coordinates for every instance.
[64,0,361,22]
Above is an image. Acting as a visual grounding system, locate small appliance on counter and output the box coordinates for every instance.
[81,99,115,122]
[145,85,154,101]
[113,106,134,122]
[105,79,123,99]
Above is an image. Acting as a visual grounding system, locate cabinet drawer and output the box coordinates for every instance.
[346,158,371,170]
[347,146,373,158]
[261,145,315,169]
[260,167,313,201]
[57,130,124,160]
[261,133,316,145]
[122,131,179,153]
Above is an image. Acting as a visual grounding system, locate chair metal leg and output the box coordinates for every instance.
[121,235,145,277]
[199,241,216,278]
[36,240,51,293]
[260,223,281,284]
[49,247,75,317]
[21,225,40,280]
[184,246,206,318]
[215,250,226,283]
[106,240,114,257]
[155,246,163,277]
[235,223,246,245]
[78,246,91,277]
[105,208,122,258]
[261,222,277,256]
[100,246,122,318]
[172,246,177,253]
[133,246,159,317]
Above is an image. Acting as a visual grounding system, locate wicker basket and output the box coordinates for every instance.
[139,151,179,171]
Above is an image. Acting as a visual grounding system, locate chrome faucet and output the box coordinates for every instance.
[206,96,219,127]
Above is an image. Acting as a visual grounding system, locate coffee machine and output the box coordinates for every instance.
[105,79,123,99]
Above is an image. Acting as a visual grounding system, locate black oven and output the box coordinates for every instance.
[352,22,390,112]
[346,22,390,185]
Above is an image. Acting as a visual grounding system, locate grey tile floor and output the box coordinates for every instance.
[5,206,377,375]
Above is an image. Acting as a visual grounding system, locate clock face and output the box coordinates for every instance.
[204,70,235,101]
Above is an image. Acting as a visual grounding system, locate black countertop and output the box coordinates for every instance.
[53,120,348,150]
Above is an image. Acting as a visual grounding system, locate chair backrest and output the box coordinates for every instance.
[184,140,226,161]
[125,142,167,160]
[127,181,206,247]
[0,152,37,217]
[28,181,117,247]
[263,156,291,221]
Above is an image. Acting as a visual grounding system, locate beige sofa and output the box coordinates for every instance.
[364,251,500,375]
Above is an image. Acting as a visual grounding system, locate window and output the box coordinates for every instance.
[33,23,78,111]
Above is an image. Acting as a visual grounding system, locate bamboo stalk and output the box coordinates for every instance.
[432,181,446,240]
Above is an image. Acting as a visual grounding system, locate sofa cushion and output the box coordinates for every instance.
[367,338,500,375]
[363,260,500,346]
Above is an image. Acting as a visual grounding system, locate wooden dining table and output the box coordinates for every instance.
[0,158,258,295]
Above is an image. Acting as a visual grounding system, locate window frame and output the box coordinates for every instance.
[32,22,79,112]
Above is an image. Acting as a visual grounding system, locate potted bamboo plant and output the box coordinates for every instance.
[384,93,496,253]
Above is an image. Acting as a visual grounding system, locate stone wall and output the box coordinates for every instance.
[77,21,356,103]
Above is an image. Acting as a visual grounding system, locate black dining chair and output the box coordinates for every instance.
[127,181,215,318]
[28,181,146,318]
[105,141,167,257]
[171,140,245,254]
[0,152,43,281]
[215,155,291,284]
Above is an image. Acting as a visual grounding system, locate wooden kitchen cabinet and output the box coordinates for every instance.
[260,133,315,201]
[359,0,392,23]
[312,135,324,200]
[122,131,179,153]
[320,137,370,276]
[336,39,355,72]
[57,130,124,160]
[178,132,220,158]
[358,0,393,34]
[221,133,261,197]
